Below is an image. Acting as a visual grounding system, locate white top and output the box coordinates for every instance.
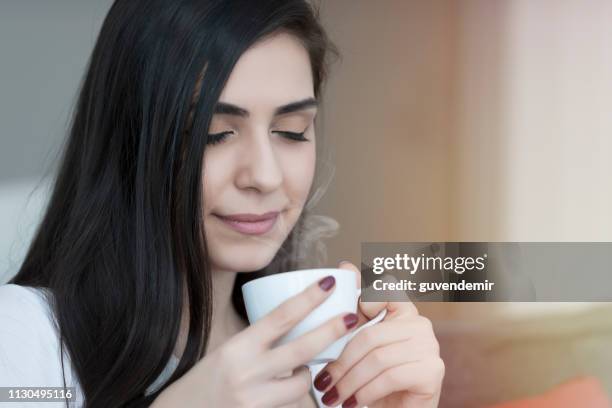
[0,284,337,408]
[0,284,178,407]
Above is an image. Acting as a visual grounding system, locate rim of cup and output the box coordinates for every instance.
[241,267,356,291]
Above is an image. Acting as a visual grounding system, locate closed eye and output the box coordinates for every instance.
[206,131,233,145]
[272,130,309,142]
[206,130,309,145]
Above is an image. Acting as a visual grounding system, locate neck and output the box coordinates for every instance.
[212,268,239,319]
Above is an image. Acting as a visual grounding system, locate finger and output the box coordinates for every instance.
[348,358,445,408]
[339,261,387,326]
[253,365,313,408]
[338,261,418,323]
[339,261,420,321]
[313,317,434,392]
[241,275,337,348]
[366,275,419,320]
[357,298,387,322]
[338,260,360,289]
[318,341,409,407]
[259,310,360,376]
[319,340,438,404]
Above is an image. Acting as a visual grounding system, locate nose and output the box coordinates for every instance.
[235,131,283,193]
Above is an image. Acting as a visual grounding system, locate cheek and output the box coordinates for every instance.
[201,150,227,214]
[280,144,316,205]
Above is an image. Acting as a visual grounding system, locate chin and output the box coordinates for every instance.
[210,240,282,272]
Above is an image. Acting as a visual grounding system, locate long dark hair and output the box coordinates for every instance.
[9,0,337,406]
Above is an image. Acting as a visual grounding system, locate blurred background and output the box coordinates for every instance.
[1,1,611,406]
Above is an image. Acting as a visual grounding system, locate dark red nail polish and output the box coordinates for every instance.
[314,370,332,391]
[343,313,358,329]
[318,276,335,291]
[342,395,358,408]
[321,386,339,406]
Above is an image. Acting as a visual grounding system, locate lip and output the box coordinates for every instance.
[214,211,279,235]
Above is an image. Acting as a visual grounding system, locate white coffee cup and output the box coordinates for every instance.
[241,268,387,366]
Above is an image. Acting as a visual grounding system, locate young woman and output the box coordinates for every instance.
[0,0,444,407]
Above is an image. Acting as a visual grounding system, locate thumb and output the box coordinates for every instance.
[338,260,361,288]
[338,260,387,323]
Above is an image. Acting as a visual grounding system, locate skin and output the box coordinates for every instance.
[313,262,444,408]
[155,32,444,408]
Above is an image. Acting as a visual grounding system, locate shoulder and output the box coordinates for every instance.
[0,284,68,387]
[0,282,50,306]
[0,283,56,335]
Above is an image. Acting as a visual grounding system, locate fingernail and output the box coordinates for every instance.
[342,395,358,408]
[318,276,335,291]
[343,313,358,329]
[321,386,339,406]
[314,370,332,391]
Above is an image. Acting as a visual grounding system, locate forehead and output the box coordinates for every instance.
[218,32,314,110]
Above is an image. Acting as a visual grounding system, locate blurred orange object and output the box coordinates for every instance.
[487,376,611,408]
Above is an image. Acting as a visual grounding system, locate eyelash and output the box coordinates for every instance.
[206,130,309,145]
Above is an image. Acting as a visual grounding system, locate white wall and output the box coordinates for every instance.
[450,0,612,319]
[451,0,612,241]
[501,0,612,240]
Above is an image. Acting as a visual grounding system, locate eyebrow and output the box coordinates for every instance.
[213,97,318,117]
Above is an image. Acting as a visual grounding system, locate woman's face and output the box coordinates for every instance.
[202,32,317,273]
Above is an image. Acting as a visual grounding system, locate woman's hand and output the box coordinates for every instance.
[151,275,358,408]
[312,261,445,408]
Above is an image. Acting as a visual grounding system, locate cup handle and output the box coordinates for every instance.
[346,288,387,340]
